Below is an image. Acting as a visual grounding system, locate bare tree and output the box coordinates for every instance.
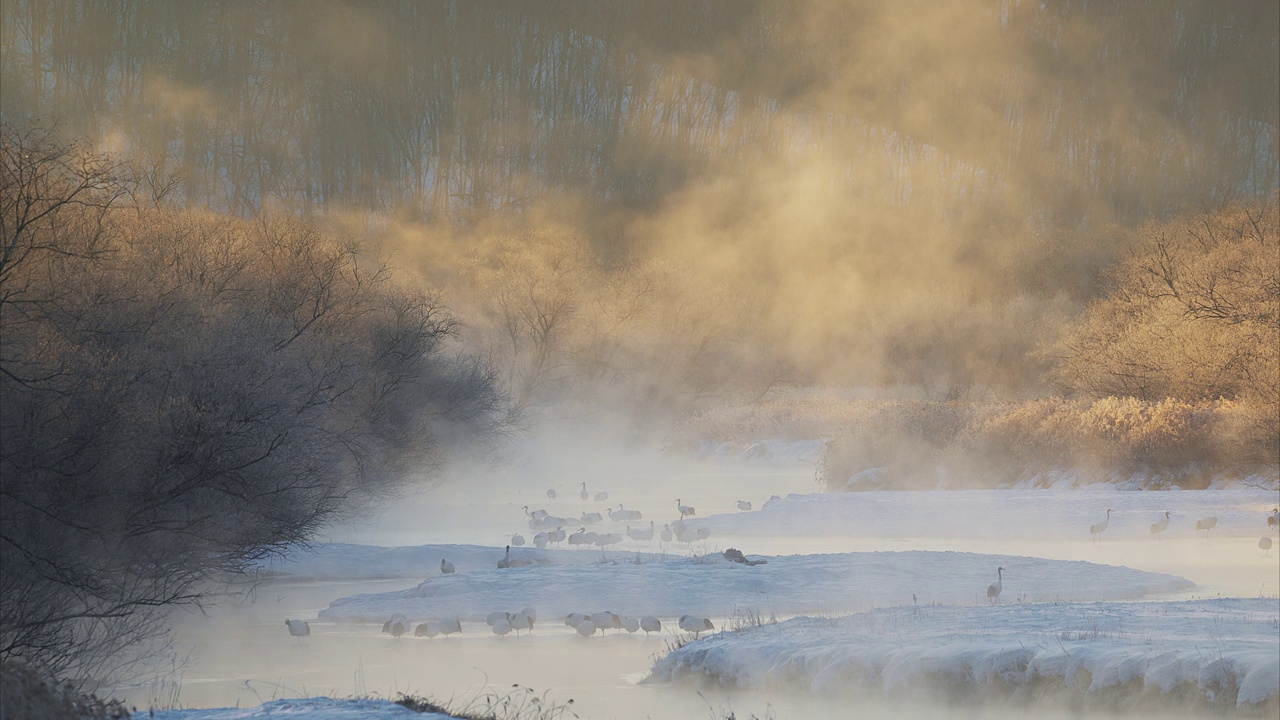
[1048,196,1279,482]
[0,126,506,685]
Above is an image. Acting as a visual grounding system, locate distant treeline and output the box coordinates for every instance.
[3,1,1275,406]
[1,0,1274,226]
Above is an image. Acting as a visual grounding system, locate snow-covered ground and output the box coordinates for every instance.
[259,486,1278,585]
[647,598,1280,712]
[688,487,1279,542]
[152,697,451,719]
[252,542,670,581]
[315,549,1193,624]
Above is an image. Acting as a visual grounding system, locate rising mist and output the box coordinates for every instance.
[3,0,1276,417]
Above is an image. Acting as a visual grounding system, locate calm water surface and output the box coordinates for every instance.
[111,455,1277,719]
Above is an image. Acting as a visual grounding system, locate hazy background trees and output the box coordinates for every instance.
[0,126,505,683]
[3,1,1273,222]
[2,0,1276,411]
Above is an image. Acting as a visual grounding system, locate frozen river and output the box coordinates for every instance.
[115,446,1279,719]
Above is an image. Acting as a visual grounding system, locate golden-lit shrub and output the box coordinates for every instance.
[677,393,1272,490]
[1045,196,1279,475]
[441,225,780,425]
[667,395,881,453]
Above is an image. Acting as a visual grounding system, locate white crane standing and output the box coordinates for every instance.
[511,611,533,635]
[1150,511,1171,538]
[677,499,696,519]
[678,615,714,638]
[285,619,310,641]
[627,521,655,544]
[383,616,410,637]
[987,567,1005,604]
[1089,509,1112,540]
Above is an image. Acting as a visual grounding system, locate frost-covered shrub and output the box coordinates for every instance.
[667,395,884,453]
[0,127,506,685]
[816,397,1269,490]
[814,401,988,490]
[965,397,1218,474]
[1047,197,1279,473]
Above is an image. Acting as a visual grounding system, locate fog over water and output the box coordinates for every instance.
[2,3,1276,718]
[107,437,1276,719]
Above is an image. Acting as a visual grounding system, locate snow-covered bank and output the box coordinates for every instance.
[152,697,452,719]
[689,487,1280,541]
[251,542,670,581]
[647,598,1280,713]
[316,550,1193,624]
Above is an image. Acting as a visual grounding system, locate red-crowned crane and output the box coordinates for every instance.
[987,567,1005,604]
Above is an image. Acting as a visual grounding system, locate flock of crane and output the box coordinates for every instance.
[502,485,758,552]
[283,485,746,644]
[283,609,716,643]
[376,609,715,640]
[284,502,1280,643]
[1088,506,1279,554]
[976,505,1278,606]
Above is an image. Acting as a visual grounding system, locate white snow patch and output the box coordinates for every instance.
[648,598,1280,710]
[708,487,1279,541]
[250,543,667,581]
[315,550,1192,624]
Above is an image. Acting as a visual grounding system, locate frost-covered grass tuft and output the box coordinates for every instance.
[397,685,577,720]
[725,608,773,633]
